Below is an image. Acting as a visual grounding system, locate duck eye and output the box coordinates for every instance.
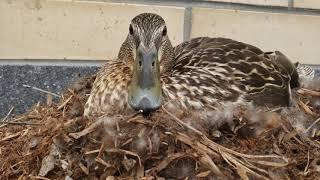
[129,24,134,35]
[162,26,167,36]
[152,61,155,67]
[138,61,142,67]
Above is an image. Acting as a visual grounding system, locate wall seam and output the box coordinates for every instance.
[183,7,192,41]
[288,0,294,9]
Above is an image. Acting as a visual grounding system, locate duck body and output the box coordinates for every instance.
[84,13,298,117]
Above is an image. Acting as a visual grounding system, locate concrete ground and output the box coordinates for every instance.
[0,64,98,119]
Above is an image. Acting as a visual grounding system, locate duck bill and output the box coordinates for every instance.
[128,45,161,113]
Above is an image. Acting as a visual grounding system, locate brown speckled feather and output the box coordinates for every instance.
[84,61,132,117]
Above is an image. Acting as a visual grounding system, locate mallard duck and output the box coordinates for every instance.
[84,13,299,117]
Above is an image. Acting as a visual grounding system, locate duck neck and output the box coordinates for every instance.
[159,38,175,74]
[118,36,135,64]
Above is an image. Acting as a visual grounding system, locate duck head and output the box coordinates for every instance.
[119,13,174,113]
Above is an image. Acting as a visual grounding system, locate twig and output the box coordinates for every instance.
[220,151,268,180]
[122,138,133,146]
[0,131,22,143]
[28,176,51,180]
[268,107,282,113]
[0,121,43,126]
[79,162,89,175]
[162,106,202,135]
[85,148,142,166]
[98,142,106,158]
[304,150,310,175]
[173,132,219,158]
[95,157,112,167]
[106,148,142,167]
[146,136,153,153]
[70,115,123,139]
[281,124,304,145]
[195,151,223,176]
[47,94,53,107]
[57,95,73,110]
[196,171,211,178]
[305,117,320,133]
[127,116,148,124]
[298,100,314,115]
[0,116,27,129]
[0,107,15,129]
[1,107,14,122]
[149,153,190,173]
[85,149,100,155]
[297,88,320,97]
[22,84,61,98]
[10,161,24,169]
[69,117,106,139]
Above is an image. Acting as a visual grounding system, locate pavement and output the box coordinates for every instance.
[0,65,98,119]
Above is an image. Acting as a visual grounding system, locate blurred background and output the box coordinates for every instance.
[0,0,320,118]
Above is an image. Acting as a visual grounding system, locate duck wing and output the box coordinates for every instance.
[161,37,294,109]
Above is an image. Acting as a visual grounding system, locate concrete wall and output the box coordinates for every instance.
[0,0,320,64]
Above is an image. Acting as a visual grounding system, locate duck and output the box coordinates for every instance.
[84,13,299,117]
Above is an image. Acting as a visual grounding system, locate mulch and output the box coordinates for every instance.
[0,75,320,180]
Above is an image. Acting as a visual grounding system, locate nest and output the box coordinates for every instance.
[1,75,320,179]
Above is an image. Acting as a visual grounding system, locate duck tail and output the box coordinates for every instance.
[273,51,300,88]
